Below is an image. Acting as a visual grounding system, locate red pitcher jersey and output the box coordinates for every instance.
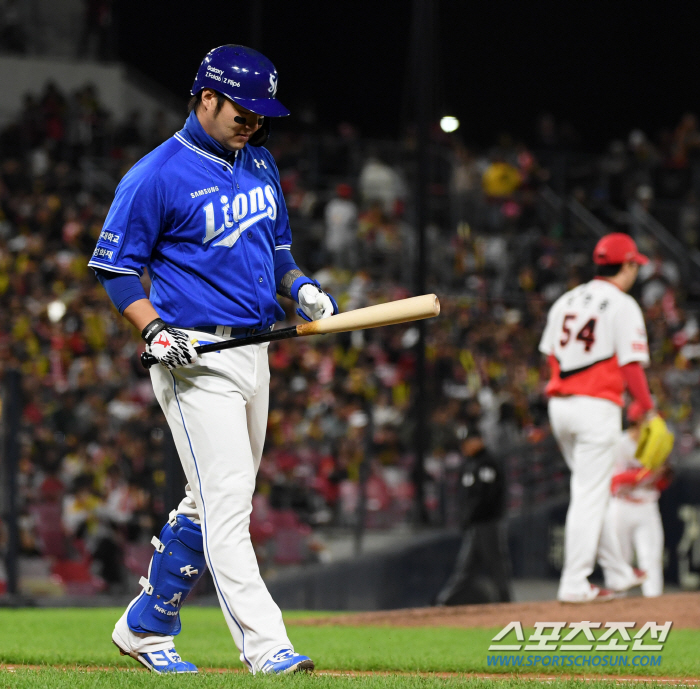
[539,279,649,405]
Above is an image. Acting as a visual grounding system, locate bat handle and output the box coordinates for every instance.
[140,352,159,369]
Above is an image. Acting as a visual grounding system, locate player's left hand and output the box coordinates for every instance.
[297,282,339,321]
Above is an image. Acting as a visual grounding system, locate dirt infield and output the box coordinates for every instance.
[296,592,700,629]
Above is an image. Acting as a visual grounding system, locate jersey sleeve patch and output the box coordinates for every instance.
[91,245,118,264]
[97,229,123,247]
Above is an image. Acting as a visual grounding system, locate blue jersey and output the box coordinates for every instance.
[89,113,293,330]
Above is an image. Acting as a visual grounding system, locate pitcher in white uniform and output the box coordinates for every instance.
[539,233,657,603]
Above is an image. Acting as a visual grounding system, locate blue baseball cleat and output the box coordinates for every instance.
[261,648,315,674]
[113,641,198,674]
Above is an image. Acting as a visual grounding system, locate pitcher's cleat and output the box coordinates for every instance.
[113,640,198,674]
[261,648,315,674]
[620,568,647,591]
[559,584,616,604]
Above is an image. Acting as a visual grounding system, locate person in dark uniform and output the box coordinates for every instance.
[435,427,512,605]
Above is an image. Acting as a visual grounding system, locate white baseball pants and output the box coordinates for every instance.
[599,497,664,597]
[114,336,292,673]
[548,396,638,600]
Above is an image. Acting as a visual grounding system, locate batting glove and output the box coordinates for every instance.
[142,318,199,369]
[296,281,339,321]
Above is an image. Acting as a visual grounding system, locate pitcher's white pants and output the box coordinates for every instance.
[548,396,638,600]
[599,497,664,597]
[114,336,292,673]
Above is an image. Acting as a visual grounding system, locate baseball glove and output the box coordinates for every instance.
[635,415,674,470]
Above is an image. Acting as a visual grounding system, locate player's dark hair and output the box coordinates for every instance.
[595,263,623,277]
[188,90,227,116]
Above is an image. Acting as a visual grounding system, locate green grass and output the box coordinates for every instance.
[0,608,697,680]
[0,671,670,689]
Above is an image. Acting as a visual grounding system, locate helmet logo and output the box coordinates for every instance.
[268,74,278,96]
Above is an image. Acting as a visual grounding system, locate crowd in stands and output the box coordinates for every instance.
[0,0,115,61]
[0,81,699,594]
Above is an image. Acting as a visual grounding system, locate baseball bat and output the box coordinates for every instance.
[140,293,440,369]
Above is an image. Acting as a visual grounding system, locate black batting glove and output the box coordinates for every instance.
[142,318,199,370]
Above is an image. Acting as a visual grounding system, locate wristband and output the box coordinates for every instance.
[142,318,167,344]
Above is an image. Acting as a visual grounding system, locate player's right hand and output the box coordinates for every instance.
[142,318,199,369]
[297,283,339,321]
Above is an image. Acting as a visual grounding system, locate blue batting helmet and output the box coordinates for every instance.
[191,45,290,118]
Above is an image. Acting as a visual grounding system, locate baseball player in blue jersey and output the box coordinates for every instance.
[90,45,336,675]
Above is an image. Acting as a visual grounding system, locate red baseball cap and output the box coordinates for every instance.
[593,233,649,265]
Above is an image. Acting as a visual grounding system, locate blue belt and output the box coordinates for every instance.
[182,325,273,338]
